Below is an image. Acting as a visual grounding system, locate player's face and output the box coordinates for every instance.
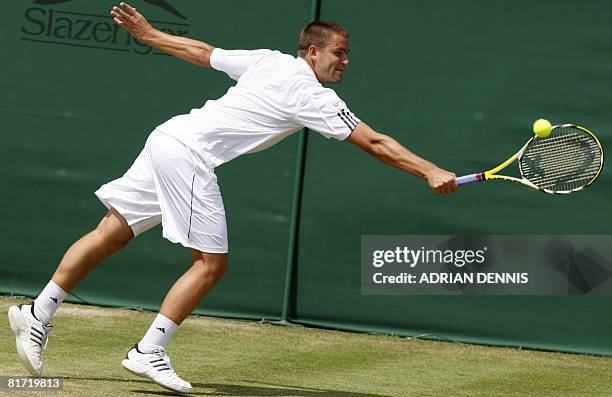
[314,33,350,84]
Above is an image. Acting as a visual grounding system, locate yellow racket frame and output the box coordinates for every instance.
[461,124,604,194]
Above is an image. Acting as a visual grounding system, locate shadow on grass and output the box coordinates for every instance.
[63,376,390,396]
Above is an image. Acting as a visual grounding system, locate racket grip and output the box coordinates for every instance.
[456,173,485,186]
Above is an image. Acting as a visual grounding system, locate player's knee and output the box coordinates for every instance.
[94,210,134,253]
[202,254,228,282]
[93,226,131,254]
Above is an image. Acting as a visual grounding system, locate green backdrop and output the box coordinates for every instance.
[1,0,610,356]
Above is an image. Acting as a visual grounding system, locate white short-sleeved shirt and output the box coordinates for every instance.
[156,48,361,168]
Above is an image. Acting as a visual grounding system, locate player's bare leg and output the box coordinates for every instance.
[122,250,228,393]
[160,250,228,324]
[9,207,133,376]
[52,207,134,292]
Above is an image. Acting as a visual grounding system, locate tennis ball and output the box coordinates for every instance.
[533,119,552,138]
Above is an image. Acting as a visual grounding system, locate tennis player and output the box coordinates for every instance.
[8,2,457,393]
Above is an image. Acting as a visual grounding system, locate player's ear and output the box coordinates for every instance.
[308,44,318,59]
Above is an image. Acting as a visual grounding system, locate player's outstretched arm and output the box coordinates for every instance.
[346,122,457,195]
[111,2,215,67]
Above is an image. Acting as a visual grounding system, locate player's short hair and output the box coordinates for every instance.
[297,20,349,58]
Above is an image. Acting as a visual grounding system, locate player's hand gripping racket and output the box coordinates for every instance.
[456,124,604,194]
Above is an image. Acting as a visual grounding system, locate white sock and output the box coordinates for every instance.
[33,280,67,324]
[138,314,178,353]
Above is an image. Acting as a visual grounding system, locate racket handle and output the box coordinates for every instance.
[456,173,485,186]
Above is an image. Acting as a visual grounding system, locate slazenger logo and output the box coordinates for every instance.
[21,0,190,55]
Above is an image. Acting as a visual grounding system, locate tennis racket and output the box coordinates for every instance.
[456,124,604,194]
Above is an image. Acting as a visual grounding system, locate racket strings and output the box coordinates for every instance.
[523,142,600,189]
[519,127,602,192]
[521,132,601,191]
[527,149,599,179]
[525,133,600,157]
[525,140,599,178]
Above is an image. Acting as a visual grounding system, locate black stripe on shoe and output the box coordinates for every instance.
[126,343,139,359]
[31,327,44,337]
[30,332,43,341]
[29,302,42,322]
[134,344,146,354]
[30,331,43,343]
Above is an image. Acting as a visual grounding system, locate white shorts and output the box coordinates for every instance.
[95,129,228,253]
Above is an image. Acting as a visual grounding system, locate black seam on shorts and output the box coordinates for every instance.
[188,173,195,239]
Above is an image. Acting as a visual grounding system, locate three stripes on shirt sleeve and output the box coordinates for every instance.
[336,109,359,131]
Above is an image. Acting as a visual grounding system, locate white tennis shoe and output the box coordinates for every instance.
[121,344,192,394]
[8,302,53,376]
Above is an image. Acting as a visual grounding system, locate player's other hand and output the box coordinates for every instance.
[425,167,457,195]
[111,2,153,41]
